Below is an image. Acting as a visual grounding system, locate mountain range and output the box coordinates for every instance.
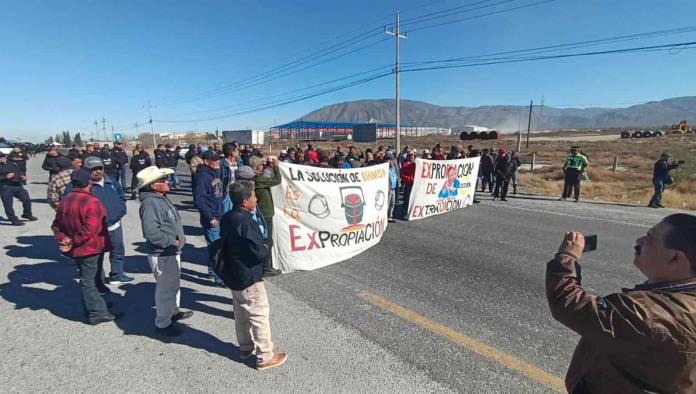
[300,97,696,132]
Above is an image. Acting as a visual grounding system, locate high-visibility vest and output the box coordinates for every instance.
[564,153,588,170]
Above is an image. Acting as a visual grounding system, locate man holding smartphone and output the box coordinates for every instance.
[648,152,684,208]
[547,214,696,393]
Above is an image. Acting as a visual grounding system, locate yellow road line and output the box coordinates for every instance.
[358,291,565,392]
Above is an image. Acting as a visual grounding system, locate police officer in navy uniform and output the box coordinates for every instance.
[100,144,118,181]
[0,152,36,225]
[129,144,151,200]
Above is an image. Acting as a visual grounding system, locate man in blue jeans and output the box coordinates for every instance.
[194,150,224,286]
[65,156,132,285]
[648,153,684,208]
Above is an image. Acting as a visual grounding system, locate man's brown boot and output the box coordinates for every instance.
[256,352,288,371]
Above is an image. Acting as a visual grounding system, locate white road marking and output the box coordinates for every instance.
[479,201,651,228]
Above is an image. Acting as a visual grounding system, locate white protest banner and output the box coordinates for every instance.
[271,162,390,272]
[406,157,480,221]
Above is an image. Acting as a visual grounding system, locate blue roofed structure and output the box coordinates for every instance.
[270,120,410,141]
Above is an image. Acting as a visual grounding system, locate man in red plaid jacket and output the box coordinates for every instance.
[51,169,121,325]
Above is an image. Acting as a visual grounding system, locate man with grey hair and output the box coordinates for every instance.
[217,180,287,371]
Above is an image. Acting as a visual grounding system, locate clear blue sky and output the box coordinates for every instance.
[2,0,696,141]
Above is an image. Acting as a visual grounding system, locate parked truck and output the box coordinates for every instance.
[222,129,265,145]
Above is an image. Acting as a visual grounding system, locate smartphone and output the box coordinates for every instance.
[583,234,598,252]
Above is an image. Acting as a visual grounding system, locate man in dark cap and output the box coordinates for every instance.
[65,156,131,285]
[648,152,684,208]
[560,146,589,202]
[0,152,36,225]
[194,150,225,286]
[52,169,121,325]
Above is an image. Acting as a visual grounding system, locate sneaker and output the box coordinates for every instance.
[500,198,508,201]
[388,219,397,223]
[21,214,38,221]
[171,311,193,323]
[239,350,255,360]
[262,269,282,278]
[10,218,24,226]
[156,323,183,337]
[473,199,480,204]
[107,273,134,285]
[256,352,288,371]
[574,198,579,202]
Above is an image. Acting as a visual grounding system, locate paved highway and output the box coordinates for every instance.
[0,159,675,392]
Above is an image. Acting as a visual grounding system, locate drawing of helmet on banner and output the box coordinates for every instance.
[340,186,365,231]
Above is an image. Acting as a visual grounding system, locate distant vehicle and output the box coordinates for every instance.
[671,120,692,134]
[0,142,12,155]
[222,129,264,145]
[178,148,189,159]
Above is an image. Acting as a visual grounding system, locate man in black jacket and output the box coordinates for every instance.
[493,149,517,201]
[129,145,151,200]
[166,145,179,188]
[100,144,119,181]
[112,141,129,191]
[0,152,36,225]
[154,144,166,168]
[218,181,287,371]
[42,147,64,181]
[8,146,29,183]
[648,153,684,208]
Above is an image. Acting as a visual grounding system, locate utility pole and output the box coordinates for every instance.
[93,120,98,142]
[517,111,522,152]
[385,11,407,154]
[148,101,156,148]
[111,125,114,142]
[525,100,533,149]
[101,117,107,143]
[134,122,140,135]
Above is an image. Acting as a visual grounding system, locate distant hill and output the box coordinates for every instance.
[299,97,696,132]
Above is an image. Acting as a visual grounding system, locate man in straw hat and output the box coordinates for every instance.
[137,166,192,337]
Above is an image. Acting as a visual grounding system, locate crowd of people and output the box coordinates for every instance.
[0,137,691,378]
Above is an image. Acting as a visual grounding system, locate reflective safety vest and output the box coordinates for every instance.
[564,153,589,171]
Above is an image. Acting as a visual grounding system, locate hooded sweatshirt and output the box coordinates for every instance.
[138,191,186,256]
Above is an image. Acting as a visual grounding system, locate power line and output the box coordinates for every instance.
[155,71,393,123]
[151,41,696,125]
[155,1,538,109]
[398,0,519,27]
[158,27,386,107]
[400,40,696,72]
[407,0,558,33]
[402,25,696,66]
[172,64,393,117]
